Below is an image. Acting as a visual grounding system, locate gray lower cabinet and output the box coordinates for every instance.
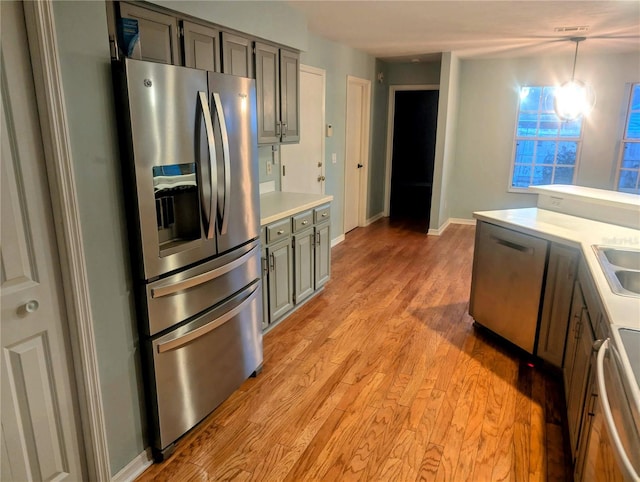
[182,21,221,72]
[261,203,331,330]
[266,237,294,322]
[564,280,594,461]
[537,243,579,366]
[293,227,315,304]
[314,221,331,289]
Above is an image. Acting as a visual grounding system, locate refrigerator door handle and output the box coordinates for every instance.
[212,92,231,235]
[150,245,258,298]
[198,91,217,240]
[156,283,259,353]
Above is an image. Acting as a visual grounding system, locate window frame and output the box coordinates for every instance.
[507,85,584,193]
[614,83,640,194]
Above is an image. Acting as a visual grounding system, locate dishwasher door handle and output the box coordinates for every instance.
[493,236,534,254]
[596,339,640,482]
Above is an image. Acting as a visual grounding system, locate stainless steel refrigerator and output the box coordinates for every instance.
[113,58,263,459]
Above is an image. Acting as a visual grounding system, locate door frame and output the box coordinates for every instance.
[343,75,372,231]
[22,2,110,479]
[384,84,439,216]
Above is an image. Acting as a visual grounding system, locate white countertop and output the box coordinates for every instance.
[474,207,640,408]
[529,184,640,211]
[260,191,333,226]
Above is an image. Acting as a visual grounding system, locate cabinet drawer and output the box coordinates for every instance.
[314,205,331,224]
[292,210,313,232]
[266,219,290,244]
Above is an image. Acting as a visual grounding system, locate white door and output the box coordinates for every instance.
[1,2,85,480]
[344,76,371,233]
[281,65,325,194]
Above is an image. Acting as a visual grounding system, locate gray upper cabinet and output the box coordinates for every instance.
[118,2,180,65]
[255,42,300,144]
[221,32,254,78]
[254,42,280,144]
[279,48,300,143]
[182,21,221,72]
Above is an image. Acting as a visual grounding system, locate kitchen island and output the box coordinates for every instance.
[472,185,640,481]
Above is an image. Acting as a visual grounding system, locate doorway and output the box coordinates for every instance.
[281,65,326,194]
[385,87,439,231]
[344,76,371,234]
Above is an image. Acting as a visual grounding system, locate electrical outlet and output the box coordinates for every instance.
[331,153,337,164]
[266,160,272,175]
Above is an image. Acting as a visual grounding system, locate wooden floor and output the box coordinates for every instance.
[137,220,571,481]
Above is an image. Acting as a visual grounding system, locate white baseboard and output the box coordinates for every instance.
[365,212,384,226]
[428,218,451,236]
[450,217,476,226]
[331,234,345,247]
[112,448,153,482]
[427,217,476,236]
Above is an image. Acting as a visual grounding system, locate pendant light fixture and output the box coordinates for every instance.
[554,37,596,120]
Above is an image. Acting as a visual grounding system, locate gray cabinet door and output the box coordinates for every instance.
[261,246,269,330]
[279,48,300,143]
[119,2,180,65]
[221,32,253,78]
[314,222,330,289]
[182,21,221,72]
[294,228,315,304]
[268,238,293,321]
[564,282,594,460]
[537,244,578,366]
[255,42,280,144]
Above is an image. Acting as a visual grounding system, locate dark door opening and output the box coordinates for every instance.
[389,89,439,231]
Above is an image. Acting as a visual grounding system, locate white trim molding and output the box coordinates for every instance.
[111,449,153,482]
[331,234,346,247]
[365,212,385,226]
[427,217,476,236]
[22,2,111,480]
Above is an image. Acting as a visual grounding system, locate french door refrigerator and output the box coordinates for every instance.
[113,58,263,459]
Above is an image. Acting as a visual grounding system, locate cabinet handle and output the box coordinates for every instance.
[261,257,268,276]
[322,212,328,217]
[302,220,308,225]
[277,229,284,235]
[269,252,275,272]
[282,123,287,137]
[316,232,320,246]
[276,121,281,136]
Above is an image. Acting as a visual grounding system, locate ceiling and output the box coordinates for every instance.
[287,1,640,62]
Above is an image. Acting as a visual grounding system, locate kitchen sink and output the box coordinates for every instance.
[601,248,640,270]
[616,270,640,294]
[593,246,640,298]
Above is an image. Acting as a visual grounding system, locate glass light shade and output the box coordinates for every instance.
[554,80,596,120]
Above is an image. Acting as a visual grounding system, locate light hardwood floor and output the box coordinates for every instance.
[137,220,571,481]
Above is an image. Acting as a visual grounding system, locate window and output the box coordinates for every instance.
[616,84,640,194]
[510,86,583,190]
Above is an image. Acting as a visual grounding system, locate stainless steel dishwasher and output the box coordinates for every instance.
[469,221,549,353]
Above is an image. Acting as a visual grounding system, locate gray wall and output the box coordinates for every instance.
[300,33,377,238]
[151,0,308,51]
[449,52,640,219]
[431,52,461,230]
[386,61,441,86]
[52,1,145,475]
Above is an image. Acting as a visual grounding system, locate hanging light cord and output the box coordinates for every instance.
[570,36,585,81]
